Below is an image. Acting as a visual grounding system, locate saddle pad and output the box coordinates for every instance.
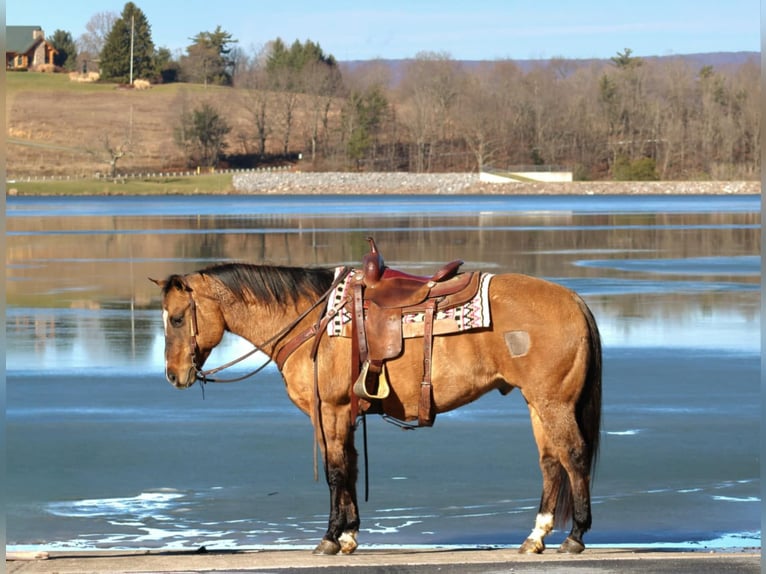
[326,267,494,338]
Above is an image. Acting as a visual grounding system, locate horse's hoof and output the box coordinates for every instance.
[557,536,585,554]
[313,539,341,555]
[518,537,545,554]
[339,530,358,554]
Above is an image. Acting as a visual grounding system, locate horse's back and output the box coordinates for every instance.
[488,272,592,332]
[376,272,598,418]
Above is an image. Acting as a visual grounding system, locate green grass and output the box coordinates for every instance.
[7,69,115,94]
[8,173,237,195]
[6,69,233,96]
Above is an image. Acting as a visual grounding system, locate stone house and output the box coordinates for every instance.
[6,26,58,70]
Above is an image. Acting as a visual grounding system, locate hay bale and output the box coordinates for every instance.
[68,71,101,82]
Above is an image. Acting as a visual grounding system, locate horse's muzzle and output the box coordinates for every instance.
[166,367,197,389]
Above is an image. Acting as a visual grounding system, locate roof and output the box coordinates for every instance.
[7,26,44,54]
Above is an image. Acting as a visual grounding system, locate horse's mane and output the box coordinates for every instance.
[198,263,336,307]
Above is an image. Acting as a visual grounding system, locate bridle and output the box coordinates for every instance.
[174,267,352,385]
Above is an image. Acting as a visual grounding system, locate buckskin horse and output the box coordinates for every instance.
[150,238,602,555]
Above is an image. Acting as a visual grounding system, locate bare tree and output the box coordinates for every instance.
[515,64,566,166]
[87,131,132,178]
[731,59,761,177]
[564,62,613,179]
[303,61,343,164]
[452,64,501,172]
[650,58,695,178]
[238,54,273,158]
[605,49,654,167]
[103,134,131,177]
[484,60,526,168]
[77,11,117,71]
[269,67,300,155]
[398,52,461,172]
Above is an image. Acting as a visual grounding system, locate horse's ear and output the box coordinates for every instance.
[148,275,189,292]
[163,274,192,293]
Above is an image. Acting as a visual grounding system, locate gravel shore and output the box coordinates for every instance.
[232,172,760,195]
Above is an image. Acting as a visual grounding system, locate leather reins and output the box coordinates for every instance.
[176,266,373,497]
[179,267,352,385]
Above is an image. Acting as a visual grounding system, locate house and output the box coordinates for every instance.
[7,26,58,70]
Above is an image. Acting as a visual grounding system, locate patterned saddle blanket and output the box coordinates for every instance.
[326,267,494,339]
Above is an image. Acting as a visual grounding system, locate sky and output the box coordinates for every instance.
[7,0,761,61]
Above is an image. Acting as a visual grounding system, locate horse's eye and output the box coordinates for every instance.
[170,314,184,328]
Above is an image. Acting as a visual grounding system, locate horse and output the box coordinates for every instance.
[150,248,602,556]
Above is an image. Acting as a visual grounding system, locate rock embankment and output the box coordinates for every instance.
[232,172,759,195]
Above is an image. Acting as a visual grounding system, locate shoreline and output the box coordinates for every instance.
[6,174,761,196]
[231,175,761,196]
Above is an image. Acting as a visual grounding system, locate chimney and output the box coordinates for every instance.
[33,28,44,41]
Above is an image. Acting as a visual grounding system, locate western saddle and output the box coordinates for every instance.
[350,237,480,426]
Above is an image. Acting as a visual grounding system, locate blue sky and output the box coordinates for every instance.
[8,0,761,60]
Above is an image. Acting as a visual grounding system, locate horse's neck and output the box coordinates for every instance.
[221,294,316,350]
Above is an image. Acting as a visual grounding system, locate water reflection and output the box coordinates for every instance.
[6,194,761,551]
[5,195,760,372]
[7,308,160,373]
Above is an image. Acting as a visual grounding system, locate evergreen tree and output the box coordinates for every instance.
[345,87,388,168]
[181,26,237,86]
[50,29,78,70]
[265,37,338,93]
[175,102,231,167]
[611,47,643,70]
[99,2,155,83]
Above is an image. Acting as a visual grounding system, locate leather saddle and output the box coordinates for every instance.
[350,237,480,426]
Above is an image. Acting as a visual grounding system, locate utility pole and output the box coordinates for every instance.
[129,14,134,85]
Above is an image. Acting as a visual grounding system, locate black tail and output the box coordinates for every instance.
[577,296,602,474]
[554,295,603,527]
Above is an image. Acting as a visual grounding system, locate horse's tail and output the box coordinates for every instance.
[578,295,602,475]
[555,294,602,527]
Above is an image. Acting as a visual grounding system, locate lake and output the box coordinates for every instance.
[6,192,761,552]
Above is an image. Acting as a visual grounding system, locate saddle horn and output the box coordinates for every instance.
[362,237,385,285]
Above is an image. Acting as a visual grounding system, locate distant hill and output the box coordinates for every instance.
[642,51,759,69]
[339,51,760,85]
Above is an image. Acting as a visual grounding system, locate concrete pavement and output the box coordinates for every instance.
[6,547,761,574]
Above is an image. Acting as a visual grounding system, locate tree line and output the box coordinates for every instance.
[48,3,759,180]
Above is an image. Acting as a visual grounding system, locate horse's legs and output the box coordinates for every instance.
[556,439,591,554]
[519,406,562,554]
[520,402,591,554]
[313,413,360,555]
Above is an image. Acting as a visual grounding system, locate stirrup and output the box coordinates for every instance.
[353,361,390,400]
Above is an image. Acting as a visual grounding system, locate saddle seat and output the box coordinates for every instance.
[358,237,465,308]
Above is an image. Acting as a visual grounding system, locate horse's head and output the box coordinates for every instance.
[149,274,225,388]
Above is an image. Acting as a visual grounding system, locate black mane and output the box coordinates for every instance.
[198,263,336,306]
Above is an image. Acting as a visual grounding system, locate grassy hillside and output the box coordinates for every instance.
[7,72,248,179]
